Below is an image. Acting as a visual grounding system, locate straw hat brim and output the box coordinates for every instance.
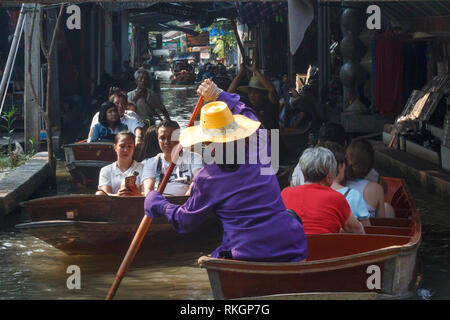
[179,114,261,147]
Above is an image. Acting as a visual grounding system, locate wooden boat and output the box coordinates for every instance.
[198,177,422,300]
[15,194,222,255]
[170,71,196,85]
[63,141,116,186]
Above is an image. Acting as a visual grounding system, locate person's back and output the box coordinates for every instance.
[282,147,364,235]
[191,160,307,262]
[345,139,390,218]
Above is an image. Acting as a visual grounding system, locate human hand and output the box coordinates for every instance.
[118,180,140,196]
[197,78,223,102]
[144,190,167,218]
[244,59,257,74]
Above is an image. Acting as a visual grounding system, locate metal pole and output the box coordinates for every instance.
[0,4,26,115]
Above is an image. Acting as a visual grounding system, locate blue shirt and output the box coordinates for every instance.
[89,122,128,142]
[337,187,371,220]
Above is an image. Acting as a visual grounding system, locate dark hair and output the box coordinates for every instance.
[136,126,161,161]
[114,130,135,145]
[345,139,374,181]
[108,89,127,104]
[322,141,345,165]
[157,120,180,131]
[318,122,347,147]
[98,101,121,128]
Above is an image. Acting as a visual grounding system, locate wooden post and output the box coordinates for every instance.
[121,11,130,71]
[46,7,61,150]
[90,7,96,94]
[24,4,41,152]
[104,8,113,76]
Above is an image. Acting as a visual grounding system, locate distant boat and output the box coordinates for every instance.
[170,70,196,85]
[198,177,422,300]
[63,141,116,186]
[16,194,222,255]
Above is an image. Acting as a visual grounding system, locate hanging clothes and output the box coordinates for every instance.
[374,31,404,117]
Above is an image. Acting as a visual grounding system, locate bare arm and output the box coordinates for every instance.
[364,182,386,218]
[342,213,365,234]
[227,64,247,93]
[98,185,113,195]
[246,63,279,105]
[143,178,156,196]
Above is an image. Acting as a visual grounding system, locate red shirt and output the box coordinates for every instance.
[281,184,350,235]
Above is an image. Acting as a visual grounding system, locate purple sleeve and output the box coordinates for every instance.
[217,91,259,122]
[144,178,216,234]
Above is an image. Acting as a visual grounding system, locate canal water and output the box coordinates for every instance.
[0,83,449,300]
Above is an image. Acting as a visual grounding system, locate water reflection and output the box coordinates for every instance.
[160,84,199,129]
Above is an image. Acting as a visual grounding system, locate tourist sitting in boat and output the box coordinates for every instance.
[228,62,279,129]
[128,70,170,125]
[345,139,395,218]
[89,89,145,147]
[324,141,371,226]
[88,102,128,143]
[282,147,365,235]
[96,131,144,196]
[142,120,203,196]
[144,79,308,262]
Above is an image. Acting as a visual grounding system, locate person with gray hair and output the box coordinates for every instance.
[282,147,365,235]
[128,70,171,125]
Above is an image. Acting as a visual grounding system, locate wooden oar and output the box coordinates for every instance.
[105,95,204,300]
[230,19,249,65]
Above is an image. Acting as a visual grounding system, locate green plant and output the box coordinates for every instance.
[27,138,37,157]
[1,106,17,154]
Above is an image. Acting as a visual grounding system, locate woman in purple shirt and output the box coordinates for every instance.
[144,79,308,262]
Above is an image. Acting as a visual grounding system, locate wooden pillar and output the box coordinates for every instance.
[104,8,113,76]
[90,7,96,93]
[97,8,102,86]
[46,8,61,139]
[24,4,41,152]
[121,11,130,71]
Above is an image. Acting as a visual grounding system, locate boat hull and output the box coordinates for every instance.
[16,194,222,255]
[63,142,116,186]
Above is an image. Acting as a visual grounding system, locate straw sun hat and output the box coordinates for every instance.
[237,76,267,93]
[179,101,261,147]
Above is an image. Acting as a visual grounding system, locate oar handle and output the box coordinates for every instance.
[105,95,204,300]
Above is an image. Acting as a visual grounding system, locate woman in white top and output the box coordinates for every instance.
[142,120,202,196]
[96,131,144,196]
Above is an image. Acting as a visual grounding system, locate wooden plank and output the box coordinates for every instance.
[24,4,41,152]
